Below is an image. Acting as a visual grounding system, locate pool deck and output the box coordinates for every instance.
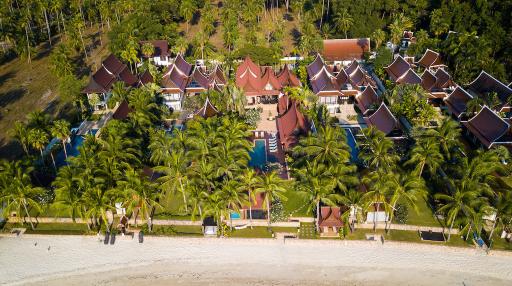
[250,131,289,179]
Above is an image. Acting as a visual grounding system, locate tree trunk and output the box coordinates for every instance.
[24,25,31,64]
[320,0,324,28]
[62,140,68,159]
[465,224,472,241]
[61,11,67,34]
[488,217,498,242]
[50,151,56,170]
[79,28,88,61]
[316,200,320,232]
[447,218,454,241]
[374,202,379,233]
[39,149,44,162]
[267,196,271,227]
[43,8,52,45]
[179,178,188,212]
[249,191,253,229]
[22,199,35,230]
[419,161,425,178]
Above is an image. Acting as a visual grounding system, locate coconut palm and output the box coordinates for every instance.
[372,29,386,48]
[435,180,481,241]
[52,166,85,223]
[238,169,261,228]
[294,162,338,231]
[82,187,116,231]
[28,128,49,161]
[338,188,365,229]
[222,179,247,229]
[256,171,289,226]
[421,118,462,161]
[386,172,426,230]
[155,150,190,212]
[118,168,162,229]
[488,187,512,242]
[333,9,353,39]
[360,127,399,171]
[141,42,155,60]
[51,119,71,159]
[0,161,44,230]
[179,0,197,32]
[148,129,173,165]
[406,138,443,178]
[11,121,31,156]
[27,110,51,132]
[362,169,392,231]
[292,126,350,167]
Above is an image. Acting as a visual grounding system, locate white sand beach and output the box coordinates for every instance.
[1,234,511,285]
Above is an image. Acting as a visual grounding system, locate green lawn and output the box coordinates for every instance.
[146,225,203,237]
[299,222,317,239]
[403,198,443,227]
[155,192,189,217]
[230,226,273,238]
[2,222,91,235]
[490,238,512,251]
[283,189,311,217]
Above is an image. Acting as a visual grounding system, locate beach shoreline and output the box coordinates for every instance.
[1,234,511,285]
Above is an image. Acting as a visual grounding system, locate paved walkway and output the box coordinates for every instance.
[356,223,458,234]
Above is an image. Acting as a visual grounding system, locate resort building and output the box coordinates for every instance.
[461,106,512,149]
[82,54,138,110]
[276,99,309,150]
[235,57,282,105]
[160,54,192,111]
[467,71,512,113]
[186,66,211,95]
[194,97,219,118]
[321,38,370,66]
[416,49,444,70]
[444,86,473,119]
[384,55,410,81]
[395,68,422,85]
[355,86,380,116]
[139,40,170,66]
[137,69,154,87]
[318,206,343,237]
[276,64,302,88]
[363,103,401,137]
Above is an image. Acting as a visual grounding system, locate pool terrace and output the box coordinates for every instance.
[249,131,288,179]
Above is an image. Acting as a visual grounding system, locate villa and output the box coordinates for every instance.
[444,86,473,119]
[355,86,380,116]
[276,99,309,150]
[416,49,444,70]
[321,38,371,66]
[467,71,512,113]
[139,40,171,66]
[82,54,138,110]
[461,106,512,149]
[318,206,344,237]
[194,97,219,118]
[161,54,193,111]
[363,103,401,137]
[385,55,410,81]
[235,57,281,105]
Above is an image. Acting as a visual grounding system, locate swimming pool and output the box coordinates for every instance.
[344,128,359,161]
[248,139,267,169]
[55,129,98,166]
[230,212,241,219]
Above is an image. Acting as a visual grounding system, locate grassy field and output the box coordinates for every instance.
[283,189,311,217]
[2,222,91,235]
[145,225,203,237]
[403,198,443,227]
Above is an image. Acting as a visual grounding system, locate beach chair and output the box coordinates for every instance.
[110,232,116,245]
[104,232,110,245]
[138,231,144,243]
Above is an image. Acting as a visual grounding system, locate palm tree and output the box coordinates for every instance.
[29,129,48,161]
[338,188,365,230]
[294,162,338,231]
[82,187,116,231]
[360,127,399,171]
[141,42,155,61]
[292,126,350,167]
[180,0,196,32]
[0,161,44,230]
[118,168,162,229]
[222,179,247,230]
[52,166,85,223]
[333,9,353,39]
[371,29,386,48]
[51,119,71,159]
[238,169,261,229]
[488,187,512,242]
[386,172,426,230]
[435,180,480,241]
[406,138,443,178]
[155,150,190,212]
[421,118,462,161]
[255,171,288,226]
[11,121,31,156]
[362,170,392,231]
[148,129,173,165]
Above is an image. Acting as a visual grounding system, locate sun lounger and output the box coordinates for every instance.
[138,231,144,243]
[234,224,248,230]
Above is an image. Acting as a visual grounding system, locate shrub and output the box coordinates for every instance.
[394,203,409,224]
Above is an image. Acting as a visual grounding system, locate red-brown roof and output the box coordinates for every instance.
[307,54,326,78]
[349,66,375,87]
[174,54,192,75]
[318,206,343,227]
[138,70,154,87]
[336,69,350,86]
[112,100,132,120]
[444,86,473,118]
[416,49,443,69]
[364,103,398,135]
[102,54,125,75]
[118,66,138,87]
[322,38,370,61]
[385,55,410,81]
[421,70,437,91]
[277,101,308,149]
[261,66,282,92]
[83,66,116,93]
[278,94,290,115]
[462,106,510,148]
[467,71,512,111]
[208,65,227,86]
[187,67,210,91]
[396,69,422,85]
[139,40,169,58]
[433,68,453,89]
[344,60,359,76]
[277,65,301,87]
[310,68,340,96]
[235,57,265,96]
[161,65,188,92]
[356,86,379,115]
[195,97,219,118]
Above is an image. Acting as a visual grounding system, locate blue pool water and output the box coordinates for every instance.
[55,129,98,166]
[248,139,267,169]
[344,128,359,161]
[230,212,241,219]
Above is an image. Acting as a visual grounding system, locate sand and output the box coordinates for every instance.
[0,234,511,285]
